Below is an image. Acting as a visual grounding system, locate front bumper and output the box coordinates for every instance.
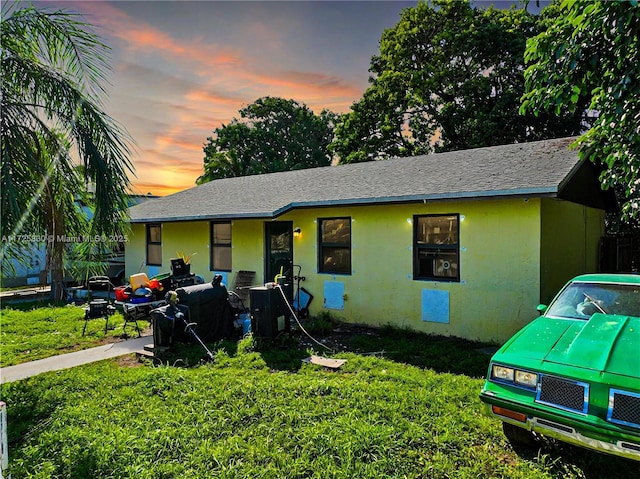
[480,391,640,462]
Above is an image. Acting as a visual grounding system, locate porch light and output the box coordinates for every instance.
[293,227,302,238]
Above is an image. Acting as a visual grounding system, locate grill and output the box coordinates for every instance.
[537,375,588,414]
[609,390,640,429]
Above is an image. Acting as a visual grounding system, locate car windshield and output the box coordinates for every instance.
[546,281,640,320]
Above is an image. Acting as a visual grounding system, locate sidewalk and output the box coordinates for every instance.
[0,335,152,384]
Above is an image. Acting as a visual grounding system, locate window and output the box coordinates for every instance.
[319,217,351,274]
[211,221,232,271]
[146,224,162,266]
[414,214,459,282]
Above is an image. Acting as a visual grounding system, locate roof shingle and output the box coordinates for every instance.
[130,137,581,223]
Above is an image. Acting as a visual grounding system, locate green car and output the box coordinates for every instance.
[480,273,640,461]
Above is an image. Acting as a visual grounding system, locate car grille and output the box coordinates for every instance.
[536,375,588,414]
[609,390,640,429]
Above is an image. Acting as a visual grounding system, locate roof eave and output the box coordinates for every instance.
[274,187,558,216]
[130,187,558,223]
[130,212,273,224]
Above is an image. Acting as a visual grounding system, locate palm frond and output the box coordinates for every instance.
[1,3,111,102]
[1,3,135,244]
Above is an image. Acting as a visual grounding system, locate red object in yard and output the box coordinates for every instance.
[114,286,130,302]
[148,278,161,290]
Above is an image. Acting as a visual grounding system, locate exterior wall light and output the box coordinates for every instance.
[293,227,302,238]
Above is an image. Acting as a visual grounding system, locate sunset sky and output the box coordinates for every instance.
[25,1,535,196]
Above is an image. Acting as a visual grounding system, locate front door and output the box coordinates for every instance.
[265,221,294,302]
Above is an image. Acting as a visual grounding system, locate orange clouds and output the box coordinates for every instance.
[60,1,369,196]
[259,69,361,99]
[127,151,205,198]
[185,90,243,106]
[130,181,187,197]
[121,28,242,70]
[156,135,202,153]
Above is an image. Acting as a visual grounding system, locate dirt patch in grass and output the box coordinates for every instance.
[295,322,382,352]
[115,354,145,368]
[290,320,493,375]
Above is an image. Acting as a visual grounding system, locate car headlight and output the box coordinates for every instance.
[492,365,514,381]
[490,364,538,389]
[515,370,538,388]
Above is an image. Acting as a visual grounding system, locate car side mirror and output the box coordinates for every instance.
[536,304,548,314]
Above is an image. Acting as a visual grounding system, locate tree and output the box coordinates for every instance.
[32,133,91,295]
[521,0,640,220]
[331,0,586,164]
[1,4,134,298]
[198,97,336,183]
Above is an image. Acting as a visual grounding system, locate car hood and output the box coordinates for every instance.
[497,314,640,378]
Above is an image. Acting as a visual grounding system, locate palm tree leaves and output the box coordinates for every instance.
[1,3,135,241]
[2,3,111,101]
[1,3,135,290]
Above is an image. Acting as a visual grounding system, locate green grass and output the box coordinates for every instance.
[0,308,636,478]
[0,302,141,366]
[1,340,636,477]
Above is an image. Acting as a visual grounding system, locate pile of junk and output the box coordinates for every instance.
[113,258,208,333]
[77,258,315,361]
[115,258,251,347]
[149,274,243,361]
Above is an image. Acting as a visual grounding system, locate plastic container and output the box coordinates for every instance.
[134,287,152,297]
[129,273,149,291]
[241,313,252,335]
[114,286,130,302]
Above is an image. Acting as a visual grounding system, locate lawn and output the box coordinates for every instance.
[0,310,636,478]
[0,301,145,367]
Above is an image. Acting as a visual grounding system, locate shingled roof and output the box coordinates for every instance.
[129,137,616,223]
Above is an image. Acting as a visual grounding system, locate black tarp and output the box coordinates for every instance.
[175,279,234,342]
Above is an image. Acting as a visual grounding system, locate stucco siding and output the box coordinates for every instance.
[278,199,540,342]
[231,220,266,282]
[126,223,147,278]
[124,198,581,343]
[540,199,605,305]
[126,220,266,288]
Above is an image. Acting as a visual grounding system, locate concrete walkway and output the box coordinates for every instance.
[1,335,152,384]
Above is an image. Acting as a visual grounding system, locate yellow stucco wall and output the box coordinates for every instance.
[126,220,265,285]
[127,197,558,342]
[539,199,606,305]
[276,199,542,343]
[127,222,147,276]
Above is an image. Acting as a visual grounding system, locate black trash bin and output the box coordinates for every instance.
[249,286,290,338]
[150,304,189,347]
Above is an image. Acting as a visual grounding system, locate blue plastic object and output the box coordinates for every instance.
[241,313,252,334]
